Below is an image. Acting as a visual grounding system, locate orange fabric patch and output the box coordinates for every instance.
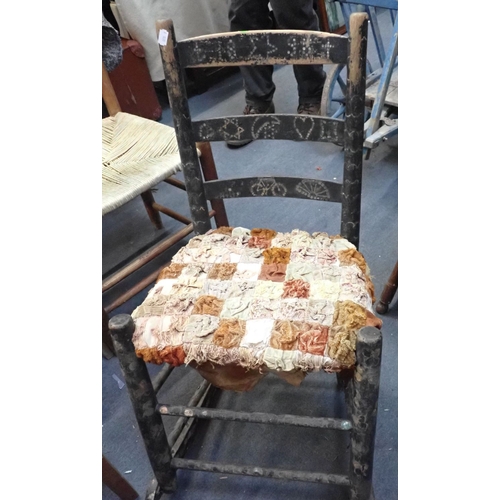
[338,248,368,274]
[192,295,225,316]
[297,323,329,355]
[258,263,287,282]
[270,320,300,350]
[207,263,237,280]
[156,263,185,281]
[251,228,277,239]
[282,279,310,299]
[248,236,272,249]
[328,300,367,367]
[212,226,234,235]
[263,247,291,264]
[213,319,246,348]
[136,345,186,366]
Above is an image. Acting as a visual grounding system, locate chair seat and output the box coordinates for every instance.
[130,227,382,390]
[102,112,182,215]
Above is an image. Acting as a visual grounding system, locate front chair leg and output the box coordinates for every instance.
[108,314,177,496]
[347,326,382,500]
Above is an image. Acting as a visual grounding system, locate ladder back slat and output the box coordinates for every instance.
[192,115,344,144]
[177,30,349,68]
[203,177,343,203]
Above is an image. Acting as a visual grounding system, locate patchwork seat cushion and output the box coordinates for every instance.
[102,112,182,215]
[131,227,382,390]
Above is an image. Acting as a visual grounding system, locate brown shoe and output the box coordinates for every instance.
[226,102,275,148]
[297,102,321,116]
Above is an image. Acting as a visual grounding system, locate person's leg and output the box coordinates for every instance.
[270,0,326,113]
[229,0,276,107]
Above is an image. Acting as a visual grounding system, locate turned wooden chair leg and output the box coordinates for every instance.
[197,141,229,228]
[102,308,115,359]
[102,455,139,500]
[140,189,165,230]
[376,261,398,314]
[109,315,177,496]
[347,327,382,500]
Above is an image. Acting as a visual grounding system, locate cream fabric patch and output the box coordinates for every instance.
[240,318,274,348]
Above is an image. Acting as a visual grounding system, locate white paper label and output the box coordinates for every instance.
[158,29,169,46]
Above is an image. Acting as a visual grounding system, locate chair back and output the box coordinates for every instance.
[157,13,368,247]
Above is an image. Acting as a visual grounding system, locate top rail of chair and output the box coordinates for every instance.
[176,30,349,68]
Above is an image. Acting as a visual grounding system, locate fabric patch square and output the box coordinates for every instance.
[203,279,232,299]
[282,279,310,299]
[177,264,211,288]
[248,298,281,319]
[263,247,291,265]
[163,294,197,316]
[157,263,185,280]
[290,247,316,263]
[250,228,277,239]
[207,263,237,280]
[230,252,242,263]
[183,314,220,343]
[212,319,246,348]
[239,247,264,263]
[248,235,272,249]
[290,230,312,248]
[278,298,308,321]
[310,232,333,249]
[258,263,287,282]
[297,322,329,356]
[316,248,338,266]
[269,320,300,350]
[227,281,257,299]
[192,295,225,316]
[170,284,204,300]
[309,279,341,301]
[133,294,168,317]
[270,232,294,248]
[220,296,252,320]
[233,263,262,281]
[262,347,298,371]
[319,265,342,281]
[307,299,334,325]
[156,279,177,296]
[240,318,274,348]
[285,262,320,283]
[254,281,285,300]
[332,238,356,252]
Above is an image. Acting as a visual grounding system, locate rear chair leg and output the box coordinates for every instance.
[347,326,382,500]
[108,314,176,497]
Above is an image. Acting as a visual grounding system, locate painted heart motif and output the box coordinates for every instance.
[293,116,317,140]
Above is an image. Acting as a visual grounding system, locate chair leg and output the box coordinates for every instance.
[108,314,176,495]
[347,327,382,500]
[197,141,229,227]
[102,454,139,500]
[375,261,398,314]
[102,308,115,359]
[140,189,165,230]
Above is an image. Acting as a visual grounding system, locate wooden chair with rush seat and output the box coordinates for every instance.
[102,62,228,331]
[108,12,382,500]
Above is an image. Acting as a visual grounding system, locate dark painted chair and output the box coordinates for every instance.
[109,12,381,500]
[376,260,398,314]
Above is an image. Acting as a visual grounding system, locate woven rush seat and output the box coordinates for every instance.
[102,112,182,215]
[131,226,382,391]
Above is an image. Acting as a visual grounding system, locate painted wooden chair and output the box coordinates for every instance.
[108,12,382,500]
